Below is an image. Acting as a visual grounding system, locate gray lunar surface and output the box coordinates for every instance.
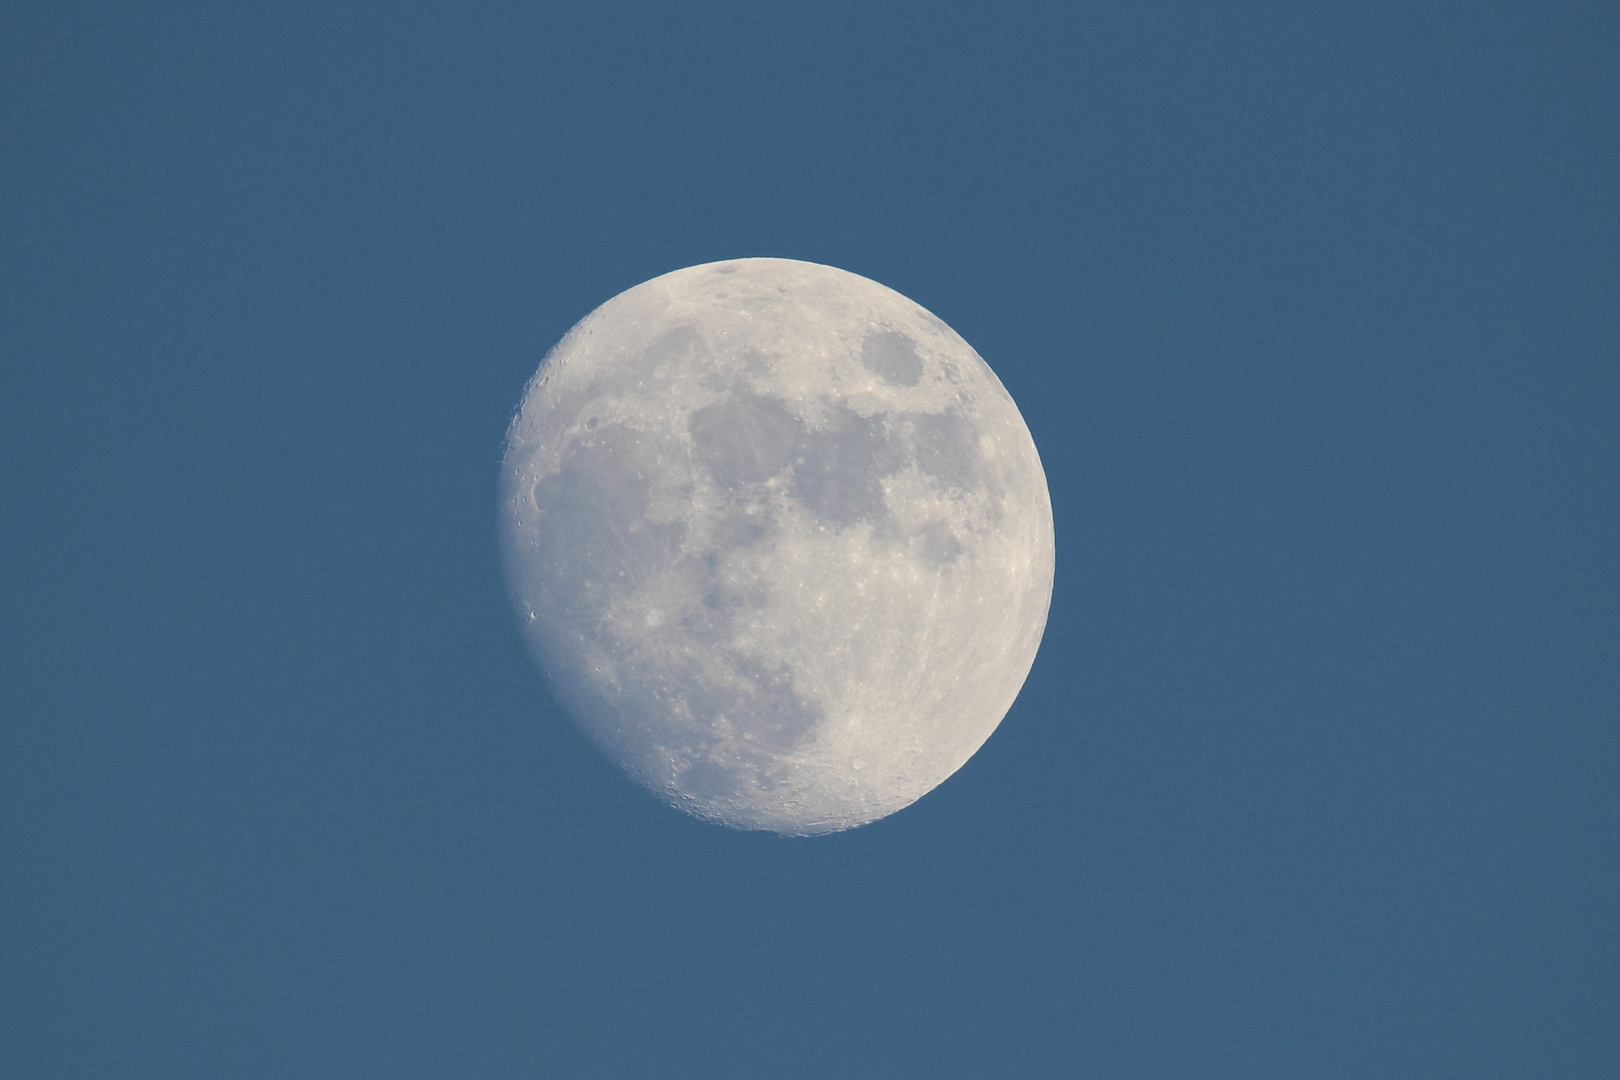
[500,258,1054,834]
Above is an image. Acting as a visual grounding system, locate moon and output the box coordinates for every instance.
[500,258,1054,834]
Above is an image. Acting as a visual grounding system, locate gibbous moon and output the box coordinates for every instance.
[500,258,1054,834]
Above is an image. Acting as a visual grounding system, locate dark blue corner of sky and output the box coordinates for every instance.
[2,2,1616,1077]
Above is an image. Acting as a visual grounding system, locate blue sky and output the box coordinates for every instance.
[2,3,1616,1077]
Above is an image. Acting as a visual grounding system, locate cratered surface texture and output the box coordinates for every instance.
[501,258,1054,834]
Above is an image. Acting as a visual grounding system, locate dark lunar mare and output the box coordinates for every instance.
[522,380,1003,811]
[792,405,906,531]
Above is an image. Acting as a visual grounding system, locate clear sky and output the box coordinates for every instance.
[2,2,1616,1077]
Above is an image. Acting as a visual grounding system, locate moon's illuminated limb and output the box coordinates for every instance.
[501,258,1054,834]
